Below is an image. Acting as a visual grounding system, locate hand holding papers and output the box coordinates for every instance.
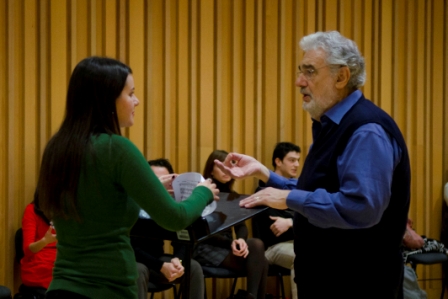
[172,172,217,217]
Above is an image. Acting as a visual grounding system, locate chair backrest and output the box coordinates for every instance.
[445,182,448,206]
[15,228,24,263]
[0,285,12,299]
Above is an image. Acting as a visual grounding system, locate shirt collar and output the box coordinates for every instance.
[323,90,363,125]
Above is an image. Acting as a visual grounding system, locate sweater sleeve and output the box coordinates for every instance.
[134,247,164,272]
[22,204,38,258]
[112,136,213,231]
[234,222,248,240]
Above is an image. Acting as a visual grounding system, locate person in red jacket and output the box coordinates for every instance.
[20,193,57,297]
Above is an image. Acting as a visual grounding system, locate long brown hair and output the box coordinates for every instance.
[37,57,132,220]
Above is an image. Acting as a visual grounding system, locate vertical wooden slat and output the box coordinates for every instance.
[279,0,294,142]
[263,0,279,167]
[23,0,38,204]
[198,0,215,168]
[232,0,243,153]
[8,0,25,234]
[323,0,338,30]
[128,0,145,151]
[90,0,97,55]
[392,0,406,131]
[216,0,232,151]
[145,0,164,160]
[190,0,199,171]
[445,0,448,187]
[75,0,89,62]
[103,0,117,57]
[50,0,67,134]
[39,0,51,152]
[360,0,372,100]
[5,0,24,290]
[339,0,353,38]
[405,0,419,223]
[0,0,9,285]
[176,0,191,173]
[255,0,264,162]
[414,0,426,245]
[424,0,432,236]
[163,0,177,163]
[242,0,257,193]
[429,0,444,246]
[379,0,393,113]
[371,0,380,105]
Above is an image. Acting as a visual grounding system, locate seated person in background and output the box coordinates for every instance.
[252,142,300,299]
[445,182,448,206]
[193,150,268,299]
[131,158,205,299]
[402,218,424,250]
[20,191,57,298]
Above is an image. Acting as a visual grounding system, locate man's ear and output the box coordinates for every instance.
[275,157,282,168]
[335,66,350,89]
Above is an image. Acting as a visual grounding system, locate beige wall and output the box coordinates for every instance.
[1,0,447,298]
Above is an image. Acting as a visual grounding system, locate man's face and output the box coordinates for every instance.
[295,49,341,120]
[275,151,300,178]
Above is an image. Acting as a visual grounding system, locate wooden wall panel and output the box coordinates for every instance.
[0,0,8,285]
[0,0,447,298]
[176,0,192,173]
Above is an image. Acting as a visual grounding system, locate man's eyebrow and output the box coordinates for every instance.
[300,64,315,69]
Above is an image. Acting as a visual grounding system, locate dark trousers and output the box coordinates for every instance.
[46,290,90,299]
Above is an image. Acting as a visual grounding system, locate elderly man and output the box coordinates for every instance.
[216,31,410,299]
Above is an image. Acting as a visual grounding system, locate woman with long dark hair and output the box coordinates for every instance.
[36,56,218,299]
[194,150,268,299]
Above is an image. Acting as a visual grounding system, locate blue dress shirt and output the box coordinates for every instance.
[266,90,402,229]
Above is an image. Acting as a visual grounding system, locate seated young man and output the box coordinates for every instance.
[131,158,204,299]
[252,142,300,299]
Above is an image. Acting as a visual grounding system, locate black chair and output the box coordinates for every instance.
[267,264,290,299]
[202,266,246,299]
[407,252,448,299]
[13,228,46,299]
[0,286,12,299]
[14,228,24,263]
[148,282,178,299]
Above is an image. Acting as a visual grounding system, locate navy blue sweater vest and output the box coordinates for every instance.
[294,96,410,299]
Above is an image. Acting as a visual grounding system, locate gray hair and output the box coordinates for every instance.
[300,31,366,89]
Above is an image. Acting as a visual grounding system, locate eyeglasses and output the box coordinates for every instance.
[297,64,345,80]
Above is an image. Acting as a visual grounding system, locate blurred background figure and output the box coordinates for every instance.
[194,150,268,299]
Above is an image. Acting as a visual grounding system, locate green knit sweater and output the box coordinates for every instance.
[48,134,213,298]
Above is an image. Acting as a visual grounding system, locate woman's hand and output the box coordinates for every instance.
[214,152,270,182]
[29,226,57,253]
[231,238,249,258]
[197,178,220,201]
[159,174,177,196]
[44,226,57,244]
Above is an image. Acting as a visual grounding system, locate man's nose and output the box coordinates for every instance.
[295,74,307,87]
